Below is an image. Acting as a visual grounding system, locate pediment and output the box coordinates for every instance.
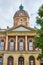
[6,25,36,32]
[12,27,31,31]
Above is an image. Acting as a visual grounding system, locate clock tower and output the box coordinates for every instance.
[13,5,30,27]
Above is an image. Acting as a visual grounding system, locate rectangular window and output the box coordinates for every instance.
[10,42,14,51]
[29,42,33,50]
[0,42,4,50]
[0,58,2,65]
[19,41,23,51]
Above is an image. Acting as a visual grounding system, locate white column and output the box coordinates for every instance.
[16,35,18,51]
[25,35,27,51]
[5,35,8,50]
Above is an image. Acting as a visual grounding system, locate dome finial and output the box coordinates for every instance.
[19,4,24,10]
[19,0,24,10]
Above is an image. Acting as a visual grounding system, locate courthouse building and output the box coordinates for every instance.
[0,5,42,65]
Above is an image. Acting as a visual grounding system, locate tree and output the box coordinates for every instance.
[34,5,43,59]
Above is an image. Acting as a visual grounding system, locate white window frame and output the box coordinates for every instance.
[9,40,14,51]
[29,40,33,50]
[19,40,24,51]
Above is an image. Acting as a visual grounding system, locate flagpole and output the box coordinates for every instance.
[21,0,22,5]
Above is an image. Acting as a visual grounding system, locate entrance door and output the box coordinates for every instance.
[18,57,24,65]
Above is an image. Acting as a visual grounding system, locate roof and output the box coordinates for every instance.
[13,10,29,18]
[13,5,29,18]
[6,25,36,32]
[0,25,36,32]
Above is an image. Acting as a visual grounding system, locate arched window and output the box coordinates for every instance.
[18,57,24,65]
[0,57,3,65]
[19,40,24,51]
[8,56,13,65]
[29,56,35,65]
[9,40,14,51]
[29,40,33,50]
[0,40,5,50]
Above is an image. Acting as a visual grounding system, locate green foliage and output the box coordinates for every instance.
[36,17,43,26]
[34,5,43,59]
[38,5,43,17]
[37,54,43,60]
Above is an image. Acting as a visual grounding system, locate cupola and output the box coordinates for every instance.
[13,5,30,27]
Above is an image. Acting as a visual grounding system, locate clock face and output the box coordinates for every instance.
[19,13,23,16]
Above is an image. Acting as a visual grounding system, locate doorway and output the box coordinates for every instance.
[18,57,24,65]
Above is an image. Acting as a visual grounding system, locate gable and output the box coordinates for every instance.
[6,25,36,32]
[12,27,31,31]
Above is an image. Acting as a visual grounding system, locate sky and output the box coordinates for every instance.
[0,0,43,29]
